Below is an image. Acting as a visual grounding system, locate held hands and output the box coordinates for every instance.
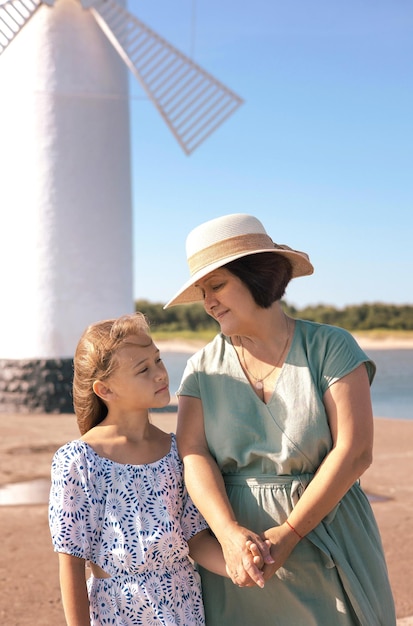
[220,524,274,589]
[226,539,271,588]
[224,522,301,589]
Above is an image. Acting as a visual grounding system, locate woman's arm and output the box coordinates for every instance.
[177,395,272,588]
[58,552,90,626]
[261,363,374,576]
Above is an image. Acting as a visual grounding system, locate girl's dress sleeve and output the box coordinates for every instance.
[180,487,209,542]
[48,441,93,560]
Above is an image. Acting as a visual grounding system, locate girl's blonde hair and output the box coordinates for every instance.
[73,312,150,435]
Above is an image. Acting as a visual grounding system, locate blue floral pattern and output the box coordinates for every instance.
[49,434,207,625]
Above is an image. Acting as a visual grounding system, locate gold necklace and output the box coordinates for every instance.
[239,318,290,391]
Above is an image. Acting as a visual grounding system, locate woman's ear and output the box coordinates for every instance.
[93,380,112,401]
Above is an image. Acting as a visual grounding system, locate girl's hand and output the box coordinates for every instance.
[246,539,271,569]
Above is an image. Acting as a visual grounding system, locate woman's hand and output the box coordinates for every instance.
[259,523,301,580]
[219,523,274,588]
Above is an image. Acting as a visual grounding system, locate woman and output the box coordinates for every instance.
[164,214,396,626]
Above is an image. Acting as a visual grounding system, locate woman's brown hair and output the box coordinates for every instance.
[225,252,293,308]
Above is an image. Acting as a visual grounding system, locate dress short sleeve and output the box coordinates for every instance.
[180,488,209,542]
[177,356,202,398]
[48,442,94,560]
[303,323,376,396]
[177,334,225,399]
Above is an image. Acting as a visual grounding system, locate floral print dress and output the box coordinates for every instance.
[49,434,207,625]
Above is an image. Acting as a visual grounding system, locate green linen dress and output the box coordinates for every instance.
[177,319,396,626]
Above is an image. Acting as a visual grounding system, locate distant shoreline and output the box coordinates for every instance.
[156,334,413,354]
[353,334,413,350]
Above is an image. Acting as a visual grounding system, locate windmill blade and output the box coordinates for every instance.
[88,0,243,154]
[0,0,44,56]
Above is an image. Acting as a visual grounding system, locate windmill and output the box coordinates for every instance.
[0,0,243,413]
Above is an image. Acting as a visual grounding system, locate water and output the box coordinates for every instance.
[162,349,413,421]
[162,352,194,398]
[368,349,413,420]
[0,478,50,506]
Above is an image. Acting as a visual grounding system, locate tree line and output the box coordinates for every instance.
[135,299,413,333]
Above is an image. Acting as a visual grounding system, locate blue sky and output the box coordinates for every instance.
[128,0,412,309]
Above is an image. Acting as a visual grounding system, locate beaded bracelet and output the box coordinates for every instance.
[286,520,303,540]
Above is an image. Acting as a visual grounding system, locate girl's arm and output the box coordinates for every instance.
[177,395,272,588]
[58,552,90,626]
[188,529,228,577]
[261,364,374,577]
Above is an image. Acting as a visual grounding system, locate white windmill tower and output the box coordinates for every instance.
[0,0,243,413]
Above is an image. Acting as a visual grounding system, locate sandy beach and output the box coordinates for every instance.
[0,334,412,624]
[155,334,413,353]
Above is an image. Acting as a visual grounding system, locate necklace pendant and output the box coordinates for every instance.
[255,381,264,390]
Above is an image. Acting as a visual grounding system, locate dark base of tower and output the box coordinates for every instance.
[0,358,74,414]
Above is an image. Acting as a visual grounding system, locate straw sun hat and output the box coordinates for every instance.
[164,213,314,308]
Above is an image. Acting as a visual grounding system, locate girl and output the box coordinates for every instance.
[49,313,247,625]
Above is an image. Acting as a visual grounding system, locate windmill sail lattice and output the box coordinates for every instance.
[0,0,243,154]
[90,0,244,154]
[0,0,42,54]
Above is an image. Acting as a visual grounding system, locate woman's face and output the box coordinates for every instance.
[195,268,258,336]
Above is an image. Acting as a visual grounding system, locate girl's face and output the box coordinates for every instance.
[103,335,170,411]
[195,268,258,336]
